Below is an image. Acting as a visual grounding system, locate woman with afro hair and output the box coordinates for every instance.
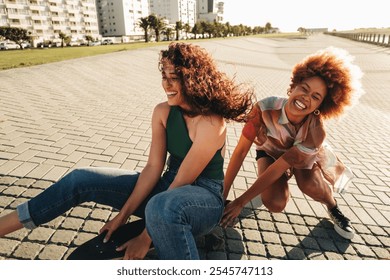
[221,47,364,240]
[0,42,255,259]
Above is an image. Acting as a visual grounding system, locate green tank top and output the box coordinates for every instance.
[166,106,224,180]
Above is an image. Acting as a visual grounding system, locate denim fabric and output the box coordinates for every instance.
[17,167,172,229]
[145,176,224,260]
[16,166,224,260]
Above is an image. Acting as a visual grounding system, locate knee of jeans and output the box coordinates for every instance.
[61,167,92,192]
[70,167,92,181]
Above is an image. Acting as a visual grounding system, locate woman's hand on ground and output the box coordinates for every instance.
[116,230,152,260]
[220,199,244,228]
[99,214,127,243]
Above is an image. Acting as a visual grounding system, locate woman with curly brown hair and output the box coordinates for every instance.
[0,42,254,259]
[221,47,364,240]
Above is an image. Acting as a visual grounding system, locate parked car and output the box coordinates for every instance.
[102,39,114,45]
[88,41,101,46]
[21,41,31,49]
[0,41,20,50]
[68,41,80,47]
[37,41,53,48]
[37,40,61,48]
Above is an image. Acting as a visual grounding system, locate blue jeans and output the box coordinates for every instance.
[16,167,224,260]
[145,176,224,260]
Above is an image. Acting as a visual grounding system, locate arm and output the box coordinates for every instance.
[118,103,167,218]
[221,156,290,227]
[223,134,253,200]
[224,102,262,200]
[235,156,290,207]
[101,103,168,240]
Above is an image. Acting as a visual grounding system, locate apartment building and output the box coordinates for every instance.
[197,0,223,23]
[95,0,148,40]
[148,0,196,26]
[0,0,100,45]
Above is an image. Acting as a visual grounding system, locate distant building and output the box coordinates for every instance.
[0,0,100,45]
[305,28,328,33]
[197,0,223,23]
[96,0,149,41]
[148,0,196,26]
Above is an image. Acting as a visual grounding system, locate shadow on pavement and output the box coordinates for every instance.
[286,219,352,260]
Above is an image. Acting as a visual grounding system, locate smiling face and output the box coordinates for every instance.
[160,59,190,110]
[285,76,327,124]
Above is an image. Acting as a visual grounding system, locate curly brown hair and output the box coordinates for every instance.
[289,47,363,119]
[159,42,255,122]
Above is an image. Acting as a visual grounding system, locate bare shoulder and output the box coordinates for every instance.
[198,114,226,134]
[152,102,170,127]
[154,101,170,114]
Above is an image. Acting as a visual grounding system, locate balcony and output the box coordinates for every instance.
[48,5,62,12]
[31,14,47,21]
[85,25,98,32]
[52,25,68,32]
[5,2,25,10]
[7,13,29,20]
[70,25,83,31]
[81,1,95,8]
[83,17,97,23]
[51,15,66,21]
[29,5,47,11]
[65,0,79,5]
[32,23,50,30]
[9,21,32,29]
[82,9,96,16]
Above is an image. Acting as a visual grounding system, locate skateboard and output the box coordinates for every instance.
[67,219,150,260]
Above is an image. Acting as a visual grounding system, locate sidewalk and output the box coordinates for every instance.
[0,34,389,260]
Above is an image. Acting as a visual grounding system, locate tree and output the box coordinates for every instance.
[85,35,93,45]
[297,27,307,34]
[265,22,272,33]
[58,32,69,48]
[138,17,150,42]
[148,14,166,42]
[164,27,173,41]
[191,22,202,39]
[223,22,232,37]
[200,21,209,38]
[253,26,265,34]
[175,21,183,41]
[183,23,191,39]
[0,27,30,49]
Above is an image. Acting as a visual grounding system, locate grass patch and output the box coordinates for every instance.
[0,33,304,71]
[0,41,170,71]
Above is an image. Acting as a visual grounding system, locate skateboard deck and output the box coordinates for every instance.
[67,219,148,260]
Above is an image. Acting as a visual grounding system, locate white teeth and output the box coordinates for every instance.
[166,92,177,96]
[295,100,307,110]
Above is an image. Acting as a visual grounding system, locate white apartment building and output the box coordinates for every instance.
[197,0,223,23]
[148,0,196,26]
[95,0,149,41]
[0,0,100,45]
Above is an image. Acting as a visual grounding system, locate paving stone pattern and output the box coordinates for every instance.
[0,34,389,260]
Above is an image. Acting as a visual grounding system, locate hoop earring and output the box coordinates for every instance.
[313,109,320,116]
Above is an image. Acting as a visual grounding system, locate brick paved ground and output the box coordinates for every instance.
[0,34,389,260]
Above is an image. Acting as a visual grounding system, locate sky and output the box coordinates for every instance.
[222,0,390,32]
